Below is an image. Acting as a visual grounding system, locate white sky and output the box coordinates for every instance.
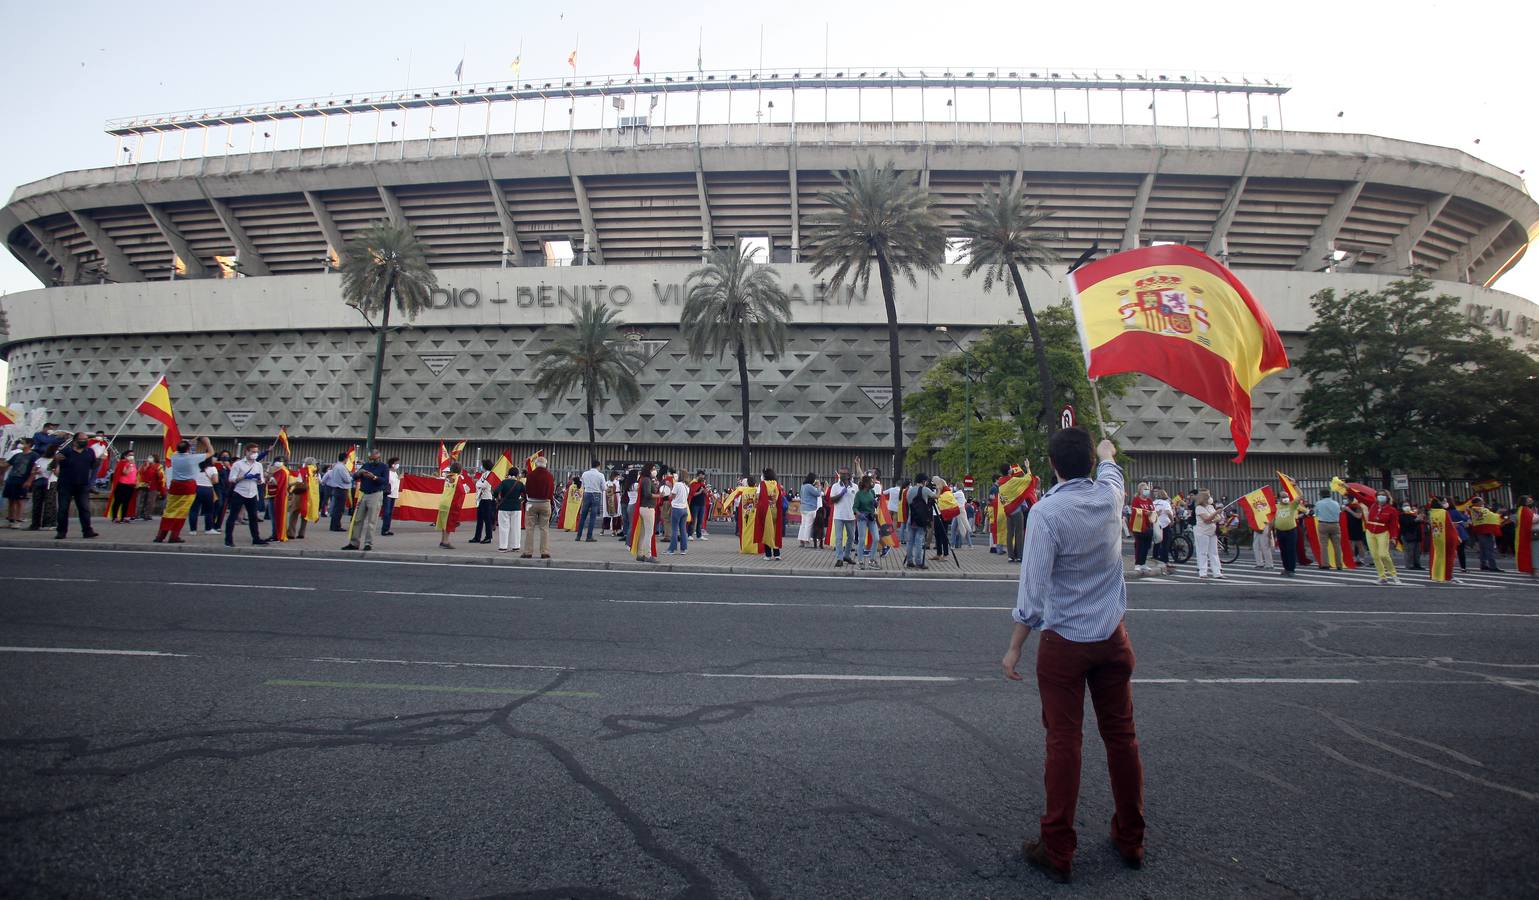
[2,0,1537,402]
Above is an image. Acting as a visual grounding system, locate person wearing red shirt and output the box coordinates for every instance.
[1127,482,1155,575]
[521,457,555,559]
[107,451,138,522]
[687,470,711,541]
[1361,491,1403,585]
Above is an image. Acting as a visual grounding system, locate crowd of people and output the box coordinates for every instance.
[1122,479,1538,584]
[5,427,1535,582]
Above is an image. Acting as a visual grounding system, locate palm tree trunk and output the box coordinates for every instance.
[584,377,597,463]
[1009,262,1058,437]
[736,339,752,479]
[363,269,396,454]
[876,253,906,477]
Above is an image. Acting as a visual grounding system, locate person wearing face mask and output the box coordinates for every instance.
[158,436,215,543]
[1468,496,1504,572]
[52,431,101,540]
[343,448,390,552]
[224,443,270,547]
[107,449,139,522]
[1127,482,1155,576]
[380,457,402,536]
[1398,501,1424,571]
[1361,491,1403,585]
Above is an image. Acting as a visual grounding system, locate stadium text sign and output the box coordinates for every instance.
[424,279,869,312]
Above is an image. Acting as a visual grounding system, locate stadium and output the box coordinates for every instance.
[3,70,1537,488]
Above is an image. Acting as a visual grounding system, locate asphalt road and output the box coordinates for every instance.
[1,546,1536,898]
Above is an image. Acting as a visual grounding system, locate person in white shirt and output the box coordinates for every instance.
[188,459,217,534]
[577,460,606,542]
[1192,489,1222,579]
[381,457,402,536]
[471,459,498,544]
[829,468,858,566]
[224,443,269,547]
[667,475,691,554]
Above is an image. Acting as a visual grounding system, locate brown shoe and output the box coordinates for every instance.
[1023,840,1070,884]
[1111,837,1143,870]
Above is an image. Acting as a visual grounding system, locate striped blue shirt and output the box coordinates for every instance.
[1013,459,1127,643]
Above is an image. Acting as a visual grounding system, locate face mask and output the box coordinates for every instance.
[74,439,87,448]
[1140,489,1150,497]
[1376,495,1387,503]
[247,452,258,461]
[391,463,399,470]
[125,456,134,462]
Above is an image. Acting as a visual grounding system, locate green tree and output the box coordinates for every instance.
[909,305,1134,478]
[806,158,947,477]
[682,246,793,478]
[339,220,438,451]
[530,299,648,461]
[958,177,1063,435]
[1296,275,1523,487]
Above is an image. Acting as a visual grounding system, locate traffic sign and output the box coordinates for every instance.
[1060,405,1076,429]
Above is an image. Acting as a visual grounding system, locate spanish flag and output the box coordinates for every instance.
[345,444,358,472]
[1069,245,1288,461]
[1470,478,1502,493]
[275,426,291,458]
[488,450,513,488]
[999,466,1038,516]
[437,441,452,473]
[1238,486,1277,531]
[449,440,467,464]
[524,449,546,472]
[936,487,962,522]
[1277,471,1300,504]
[1427,507,1459,582]
[0,403,16,427]
[134,376,182,459]
[1330,477,1377,506]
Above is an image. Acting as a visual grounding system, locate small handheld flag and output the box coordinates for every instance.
[1277,471,1300,504]
[437,440,451,473]
[1239,486,1278,531]
[1069,245,1288,462]
[275,427,291,457]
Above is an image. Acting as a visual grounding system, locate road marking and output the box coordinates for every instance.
[1195,677,1359,684]
[264,679,598,697]
[167,582,316,591]
[357,590,537,601]
[696,672,963,683]
[6,576,100,583]
[302,656,569,671]
[0,646,188,658]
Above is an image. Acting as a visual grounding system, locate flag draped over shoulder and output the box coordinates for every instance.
[1427,507,1459,582]
[936,487,962,522]
[134,376,182,458]
[1069,245,1288,461]
[998,467,1038,516]
[1239,486,1277,531]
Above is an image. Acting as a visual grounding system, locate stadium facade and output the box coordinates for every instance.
[3,72,1537,486]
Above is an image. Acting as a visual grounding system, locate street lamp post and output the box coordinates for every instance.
[935,326,981,479]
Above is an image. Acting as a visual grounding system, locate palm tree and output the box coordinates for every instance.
[530,298,648,461]
[806,159,946,477]
[959,177,1063,436]
[339,219,437,452]
[683,246,794,478]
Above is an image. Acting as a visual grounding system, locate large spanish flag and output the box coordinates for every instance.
[0,404,17,427]
[999,466,1038,516]
[134,376,182,458]
[1238,486,1277,531]
[1069,245,1288,461]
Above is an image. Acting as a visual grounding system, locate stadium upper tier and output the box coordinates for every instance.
[4,120,1536,289]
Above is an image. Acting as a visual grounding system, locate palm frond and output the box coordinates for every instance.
[958,177,1062,295]
[804,158,947,296]
[681,246,793,362]
[339,219,437,319]
[529,299,646,413]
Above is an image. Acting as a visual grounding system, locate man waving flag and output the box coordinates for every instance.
[1069,245,1288,461]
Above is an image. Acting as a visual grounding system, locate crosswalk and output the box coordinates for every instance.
[1128,563,1538,592]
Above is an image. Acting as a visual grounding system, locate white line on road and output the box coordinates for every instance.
[302,655,568,671]
[6,576,101,583]
[0,646,188,658]
[167,582,317,591]
[697,673,964,682]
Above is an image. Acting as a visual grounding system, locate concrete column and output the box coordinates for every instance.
[68,210,143,283]
[1205,174,1249,258]
[198,181,270,276]
[1299,180,1366,270]
[788,144,801,263]
[375,183,406,225]
[1435,219,1510,284]
[23,222,81,284]
[8,234,60,286]
[143,203,208,277]
[1372,193,1451,274]
[303,190,347,257]
[478,157,523,266]
[565,155,604,265]
[1121,171,1157,251]
[1471,231,1522,286]
[694,145,715,259]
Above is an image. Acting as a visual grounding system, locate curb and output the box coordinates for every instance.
[0,535,1017,581]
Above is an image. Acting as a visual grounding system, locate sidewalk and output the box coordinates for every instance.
[0,515,1029,580]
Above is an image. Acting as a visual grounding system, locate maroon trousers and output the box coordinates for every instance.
[1036,622,1145,870]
